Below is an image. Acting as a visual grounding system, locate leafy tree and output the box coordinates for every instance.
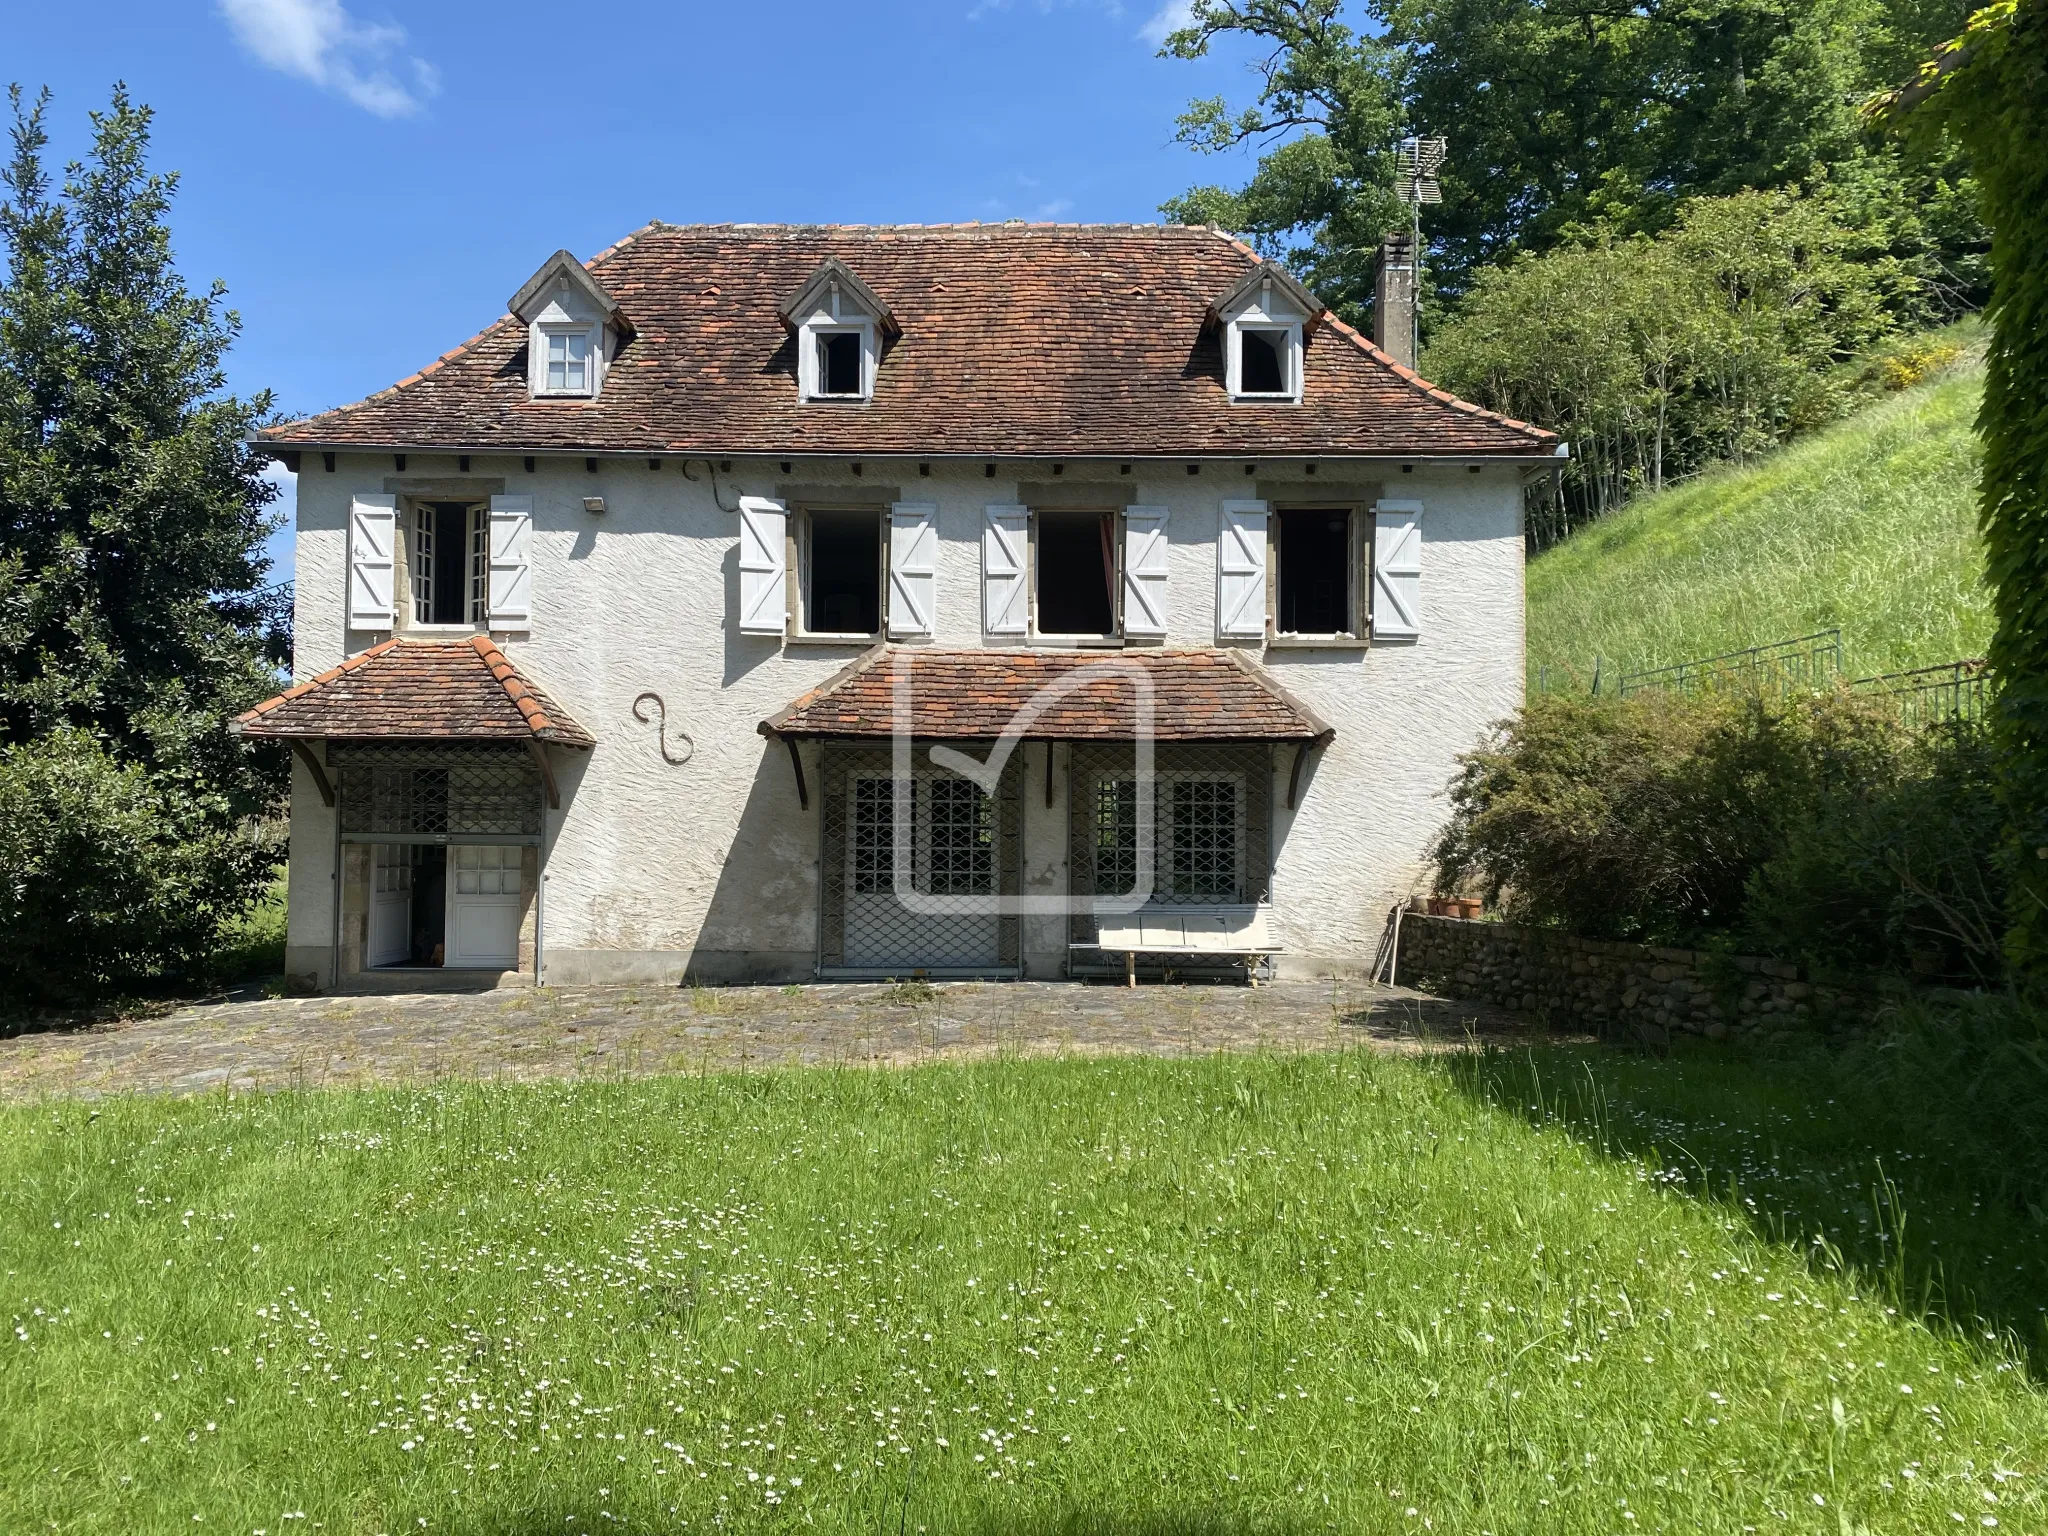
[1870,0,2048,977]
[0,85,286,1003]
[1425,186,1918,544]
[1160,0,1984,320]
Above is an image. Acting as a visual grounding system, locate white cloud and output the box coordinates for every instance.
[218,0,439,118]
[1138,0,1194,45]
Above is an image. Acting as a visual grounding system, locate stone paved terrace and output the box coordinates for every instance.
[0,980,1540,1102]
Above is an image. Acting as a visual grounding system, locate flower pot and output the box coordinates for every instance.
[1453,897,1483,920]
[1426,896,1453,917]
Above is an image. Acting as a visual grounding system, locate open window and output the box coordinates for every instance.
[408,501,489,628]
[1238,328,1292,395]
[798,506,884,638]
[815,331,864,397]
[1272,506,1362,641]
[1033,508,1120,639]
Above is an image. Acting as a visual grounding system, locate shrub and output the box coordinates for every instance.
[1745,719,2007,980]
[0,730,279,1006]
[1433,690,2006,975]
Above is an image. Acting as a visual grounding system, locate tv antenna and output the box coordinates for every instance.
[1392,135,1447,363]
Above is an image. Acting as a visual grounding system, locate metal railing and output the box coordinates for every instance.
[1536,635,1993,730]
[1616,629,1843,701]
[1850,658,1992,728]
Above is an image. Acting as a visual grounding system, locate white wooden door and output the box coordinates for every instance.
[370,845,412,968]
[446,845,522,969]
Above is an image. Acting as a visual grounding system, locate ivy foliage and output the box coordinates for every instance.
[1871,0,2048,975]
[0,85,286,1004]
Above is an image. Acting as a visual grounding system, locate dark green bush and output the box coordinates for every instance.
[0,730,279,1006]
[1746,720,2007,980]
[1434,690,2007,976]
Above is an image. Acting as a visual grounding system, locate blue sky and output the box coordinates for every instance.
[11,1,1272,581]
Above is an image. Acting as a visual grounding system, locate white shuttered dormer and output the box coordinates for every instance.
[888,503,938,639]
[1216,499,1268,640]
[1371,499,1423,640]
[737,496,789,637]
[347,493,397,631]
[1122,507,1170,639]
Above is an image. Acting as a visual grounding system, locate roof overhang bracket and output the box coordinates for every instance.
[526,739,561,811]
[289,740,336,809]
[781,734,810,811]
[1287,729,1336,811]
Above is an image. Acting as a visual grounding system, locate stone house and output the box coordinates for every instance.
[236,222,1561,988]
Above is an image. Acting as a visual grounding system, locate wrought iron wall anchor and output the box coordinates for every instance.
[632,692,695,766]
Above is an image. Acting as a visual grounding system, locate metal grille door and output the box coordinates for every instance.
[820,743,1022,973]
[1068,742,1271,950]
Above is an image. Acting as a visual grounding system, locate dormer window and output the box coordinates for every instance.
[778,257,899,405]
[544,329,593,394]
[508,248,634,403]
[816,330,864,397]
[1239,328,1291,395]
[1210,260,1324,405]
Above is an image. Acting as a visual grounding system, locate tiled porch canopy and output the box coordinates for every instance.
[231,636,594,747]
[230,636,592,812]
[760,646,1334,742]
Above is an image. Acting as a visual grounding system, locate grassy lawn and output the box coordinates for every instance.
[1527,343,1991,687]
[4,1047,2044,1534]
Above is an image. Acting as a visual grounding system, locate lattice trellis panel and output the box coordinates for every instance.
[333,743,542,840]
[1068,741,1272,949]
[819,742,1023,972]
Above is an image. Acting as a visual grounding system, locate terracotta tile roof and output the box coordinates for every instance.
[231,636,595,747]
[761,647,1332,742]
[261,223,1555,459]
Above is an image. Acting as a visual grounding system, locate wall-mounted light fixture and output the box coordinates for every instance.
[583,496,607,515]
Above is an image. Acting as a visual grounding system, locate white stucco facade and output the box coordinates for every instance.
[280,451,1528,988]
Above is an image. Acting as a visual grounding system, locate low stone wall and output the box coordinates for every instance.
[1393,913,1910,1046]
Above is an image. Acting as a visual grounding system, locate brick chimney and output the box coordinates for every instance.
[1373,230,1418,369]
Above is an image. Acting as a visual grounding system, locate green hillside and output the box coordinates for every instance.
[1526,349,1991,689]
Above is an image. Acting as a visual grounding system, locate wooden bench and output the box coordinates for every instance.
[1078,904,1282,986]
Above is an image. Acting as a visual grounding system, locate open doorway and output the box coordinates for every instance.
[370,844,448,967]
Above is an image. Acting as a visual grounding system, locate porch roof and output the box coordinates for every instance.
[760,647,1333,742]
[230,636,595,748]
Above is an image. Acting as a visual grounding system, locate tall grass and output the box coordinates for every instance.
[4,1049,2043,1532]
[1528,349,1991,686]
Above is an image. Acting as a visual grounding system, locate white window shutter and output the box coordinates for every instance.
[981,505,1028,636]
[737,496,789,636]
[347,493,397,629]
[1216,499,1268,639]
[889,502,938,639]
[1122,507,1169,638]
[487,494,534,628]
[1372,500,1423,639]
